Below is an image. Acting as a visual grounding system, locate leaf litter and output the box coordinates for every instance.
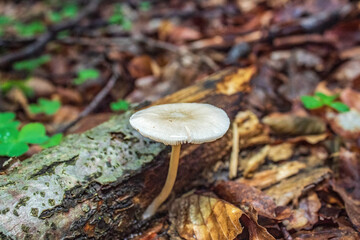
[1,0,360,239]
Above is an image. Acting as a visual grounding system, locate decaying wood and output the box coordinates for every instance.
[0,68,251,239]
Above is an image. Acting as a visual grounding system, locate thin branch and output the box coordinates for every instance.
[0,0,101,68]
[56,68,120,134]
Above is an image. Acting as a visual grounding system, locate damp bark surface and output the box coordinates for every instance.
[0,68,249,239]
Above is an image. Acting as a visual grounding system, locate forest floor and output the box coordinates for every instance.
[1,0,360,239]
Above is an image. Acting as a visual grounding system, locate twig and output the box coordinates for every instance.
[0,0,101,68]
[56,67,120,133]
[280,223,293,240]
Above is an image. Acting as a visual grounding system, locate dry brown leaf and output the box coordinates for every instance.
[292,225,360,240]
[128,55,155,79]
[265,167,331,206]
[334,59,360,85]
[331,149,360,231]
[169,194,243,240]
[268,143,294,162]
[52,105,80,124]
[283,192,321,230]
[340,88,360,112]
[327,110,360,139]
[263,113,326,136]
[243,145,270,177]
[288,133,328,144]
[6,88,31,117]
[238,161,306,189]
[216,66,255,95]
[27,77,56,97]
[214,181,290,220]
[158,20,201,43]
[239,207,276,240]
[56,87,83,105]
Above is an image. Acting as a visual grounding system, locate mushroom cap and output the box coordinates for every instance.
[129,103,230,145]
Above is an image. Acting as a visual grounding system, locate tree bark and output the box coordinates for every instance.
[0,67,251,239]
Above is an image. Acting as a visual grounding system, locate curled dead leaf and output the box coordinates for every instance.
[128,55,157,79]
[215,181,290,220]
[340,88,360,112]
[158,20,201,43]
[331,149,360,231]
[283,192,321,230]
[169,194,243,240]
[27,77,56,97]
[288,133,328,144]
[263,113,326,136]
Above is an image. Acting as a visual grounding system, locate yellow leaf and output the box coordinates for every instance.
[170,194,243,240]
[216,66,255,95]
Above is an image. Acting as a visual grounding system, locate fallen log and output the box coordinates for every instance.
[0,67,253,239]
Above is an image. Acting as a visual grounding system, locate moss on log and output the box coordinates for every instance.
[0,67,251,239]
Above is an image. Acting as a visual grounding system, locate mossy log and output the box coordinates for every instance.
[0,67,251,239]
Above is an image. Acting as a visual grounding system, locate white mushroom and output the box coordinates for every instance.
[130,103,230,219]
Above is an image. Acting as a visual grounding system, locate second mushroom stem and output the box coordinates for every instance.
[142,144,181,219]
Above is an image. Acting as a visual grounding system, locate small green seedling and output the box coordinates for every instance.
[301,92,350,113]
[13,55,51,72]
[29,98,61,116]
[0,112,63,157]
[48,3,79,23]
[139,1,151,11]
[74,68,100,85]
[110,99,129,112]
[0,79,34,97]
[40,133,63,149]
[14,21,46,37]
[0,16,13,36]
[108,4,132,30]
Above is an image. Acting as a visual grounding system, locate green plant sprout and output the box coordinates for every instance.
[301,92,350,113]
[0,16,13,36]
[110,99,129,111]
[0,112,63,157]
[139,1,151,11]
[40,133,63,149]
[29,98,61,116]
[14,21,46,37]
[13,55,51,72]
[108,4,132,30]
[48,3,79,23]
[74,68,100,85]
[0,79,34,97]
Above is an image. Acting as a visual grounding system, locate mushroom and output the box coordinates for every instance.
[130,103,230,219]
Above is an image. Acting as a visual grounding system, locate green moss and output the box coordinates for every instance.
[30,208,39,217]
[48,199,55,206]
[40,192,45,197]
[1,208,10,214]
[13,209,19,216]
[15,196,30,209]
[50,222,57,230]
[25,234,33,240]
[81,204,90,213]
[21,224,30,233]
[22,186,29,190]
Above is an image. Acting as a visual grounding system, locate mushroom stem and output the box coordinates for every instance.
[142,144,181,219]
